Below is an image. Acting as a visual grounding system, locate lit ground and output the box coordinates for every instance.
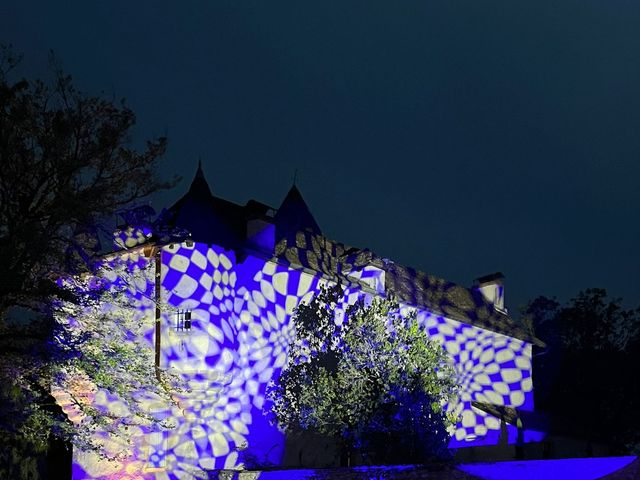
[209,456,638,479]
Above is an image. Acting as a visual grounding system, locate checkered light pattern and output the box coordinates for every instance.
[113,226,153,250]
[343,264,386,294]
[71,239,533,479]
[413,310,533,441]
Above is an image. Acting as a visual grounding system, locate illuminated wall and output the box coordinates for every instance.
[68,232,535,479]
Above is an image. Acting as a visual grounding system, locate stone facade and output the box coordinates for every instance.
[67,166,541,479]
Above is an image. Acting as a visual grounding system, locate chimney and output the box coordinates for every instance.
[475,272,506,314]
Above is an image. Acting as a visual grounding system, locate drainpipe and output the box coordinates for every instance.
[154,247,162,382]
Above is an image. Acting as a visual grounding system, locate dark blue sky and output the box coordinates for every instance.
[4,0,640,312]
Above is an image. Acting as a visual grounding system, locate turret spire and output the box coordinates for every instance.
[189,159,213,198]
[274,184,321,239]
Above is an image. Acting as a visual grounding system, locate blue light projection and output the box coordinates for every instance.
[411,311,534,445]
[67,232,537,479]
[458,456,637,480]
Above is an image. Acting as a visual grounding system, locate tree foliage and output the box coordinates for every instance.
[0,45,174,317]
[524,288,640,454]
[52,258,183,455]
[1,257,188,480]
[0,46,176,477]
[265,285,459,464]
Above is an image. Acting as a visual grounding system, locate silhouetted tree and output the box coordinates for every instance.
[0,46,174,317]
[524,289,640,454]
[0,45,176,478]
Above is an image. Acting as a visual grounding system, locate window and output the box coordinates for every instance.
[175,310,192,332]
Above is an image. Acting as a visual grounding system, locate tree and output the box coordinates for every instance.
[524,289,640,454]
[53,257,183,452]
[1,257,183,476]
[0,46,176,478]
[265,285,459,466]
[0,46,173,317]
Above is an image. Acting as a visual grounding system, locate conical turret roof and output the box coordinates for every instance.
[274,185,321,240]
[187,160,213,198]
[157,162,242,247]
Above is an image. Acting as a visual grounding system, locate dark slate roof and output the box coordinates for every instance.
[272,230,544,346]
[188,160,214,198]
[245,199,275,220]
[155,163,280,251]
[152,165,541,345]
[273,185,321,241]
[155,163,245,248]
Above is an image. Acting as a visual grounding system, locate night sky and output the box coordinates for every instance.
[4,1,640,312]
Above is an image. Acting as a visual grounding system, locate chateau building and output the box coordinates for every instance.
[69,163,544,479]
